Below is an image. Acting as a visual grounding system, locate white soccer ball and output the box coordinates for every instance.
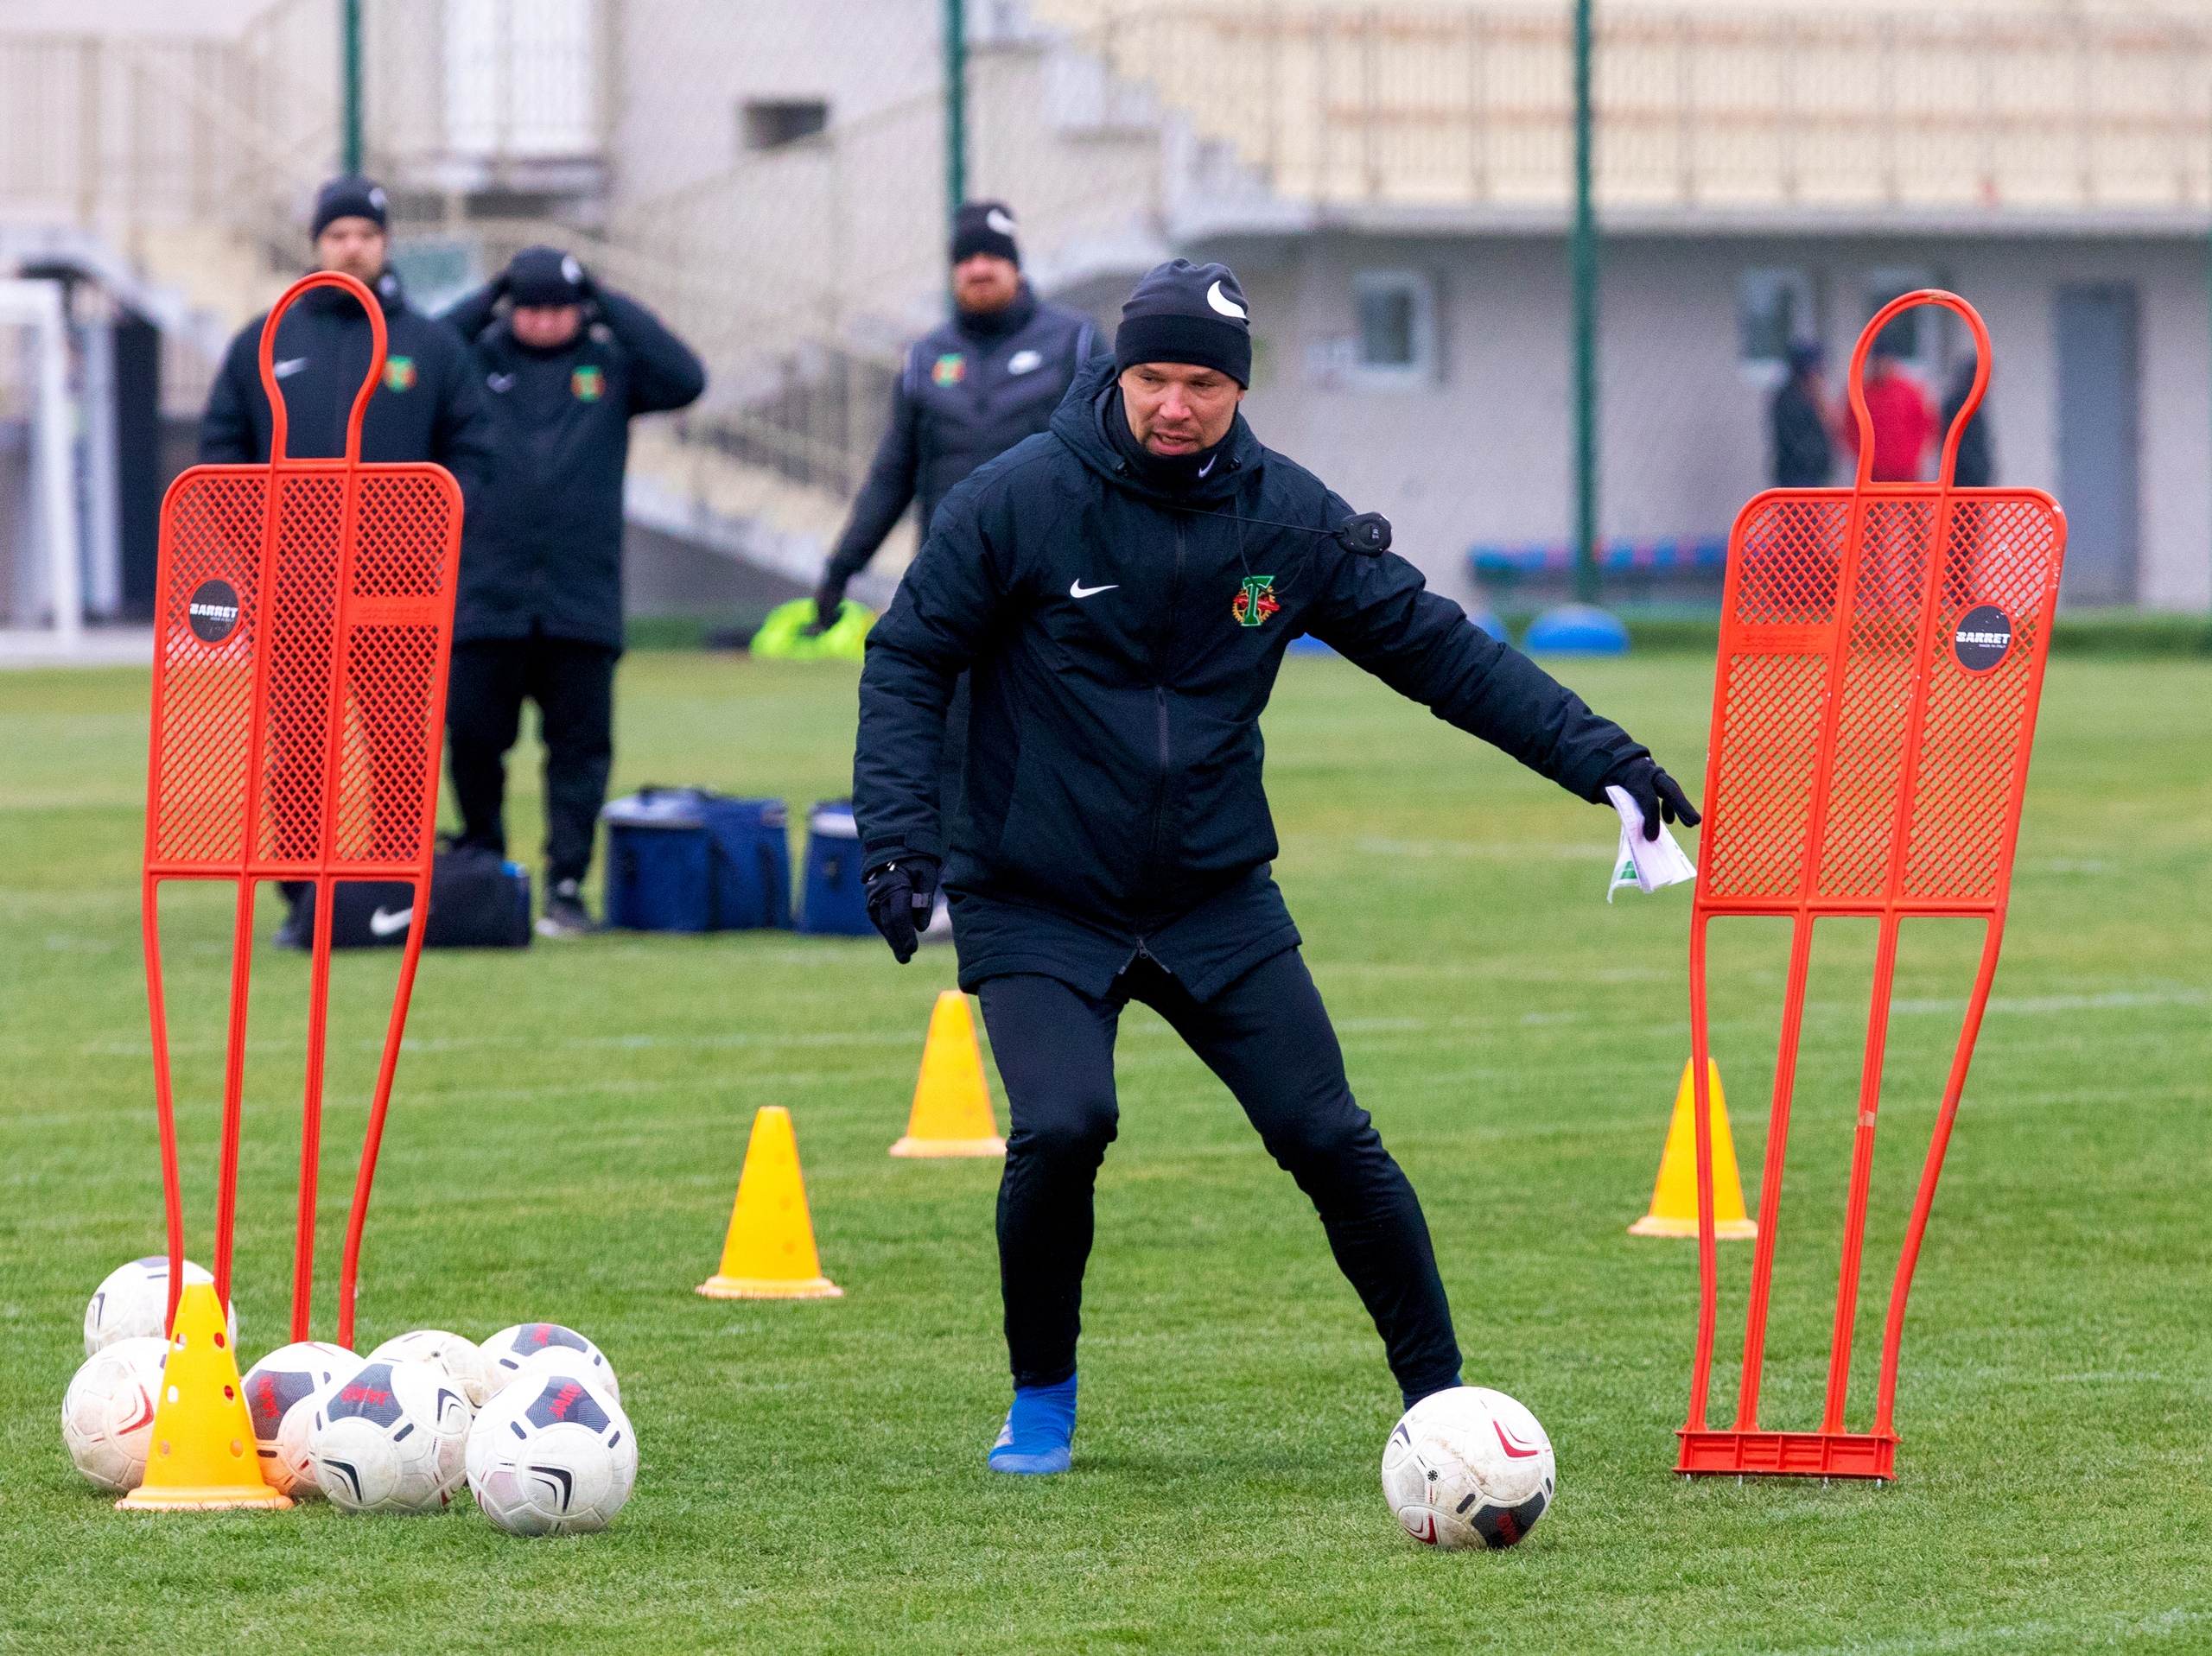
[467,1369,637,1537]
[61,1336,168,1491]
[84,1256,235,1355]
[1381,1386,1556,1551]
[481,1323,620,1402]
[306,1356,473,1513]
[370,1329,494,1407]
[240,1341,354,1496]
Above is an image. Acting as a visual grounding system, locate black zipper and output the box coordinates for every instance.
[1141,517,1187,885]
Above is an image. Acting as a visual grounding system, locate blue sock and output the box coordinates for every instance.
[988,1374,1077,1475]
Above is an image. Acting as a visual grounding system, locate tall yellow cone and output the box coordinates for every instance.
[116,1281,291,1510]
[890,990,1006,1158]
[1628,1058,1758,1239]
[697,1106,843,1299]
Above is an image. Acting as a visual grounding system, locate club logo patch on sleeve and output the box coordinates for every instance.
[1952,605,2013,672]
[1231,574,1280,628]
[571,365,604,403]
[187,579,241,644]
[382,356,416,392]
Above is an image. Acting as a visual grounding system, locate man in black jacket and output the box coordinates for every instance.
[816,200,1101,625]
[439,246,706,936]
[854,259,1699,1476]
[200,174,496,947]
[1769,341,1834,488]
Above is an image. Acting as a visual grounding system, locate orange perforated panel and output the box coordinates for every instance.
[257,474,346,867]
[152,473,265,866]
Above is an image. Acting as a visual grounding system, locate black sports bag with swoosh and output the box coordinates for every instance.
[289,845,533,949]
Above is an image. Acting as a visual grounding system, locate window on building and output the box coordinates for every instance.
[741,98,830,152]
[1865,267,1941,371]
[1738,269,1815,387]
[1351,270,1435,385]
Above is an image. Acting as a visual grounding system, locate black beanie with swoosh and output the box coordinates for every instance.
[1114,259,1252,387]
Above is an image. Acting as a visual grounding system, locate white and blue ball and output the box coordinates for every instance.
[83,1256,234,1355]
[466,1370,636,1536]
[240,1340,354,1496]
[1382,1386,1555,1551]
[306,1356,472,1513]
[481,1323,619,1402]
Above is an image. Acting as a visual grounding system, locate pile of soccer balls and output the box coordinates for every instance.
[64,1256,635,1536]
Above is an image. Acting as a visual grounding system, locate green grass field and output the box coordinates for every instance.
[3,651,2209,1653]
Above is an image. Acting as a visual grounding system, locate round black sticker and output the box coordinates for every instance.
[187,578,241,644]
[1952,604,2012,672]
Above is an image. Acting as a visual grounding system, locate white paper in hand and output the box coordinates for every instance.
[1605,784,1697,902]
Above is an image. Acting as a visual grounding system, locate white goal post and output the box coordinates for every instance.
[0,278,84,651]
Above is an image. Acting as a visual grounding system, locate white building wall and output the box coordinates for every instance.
[1220,227,2212,612]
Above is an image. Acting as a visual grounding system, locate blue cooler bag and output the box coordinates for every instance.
[602,789,792,932]
[798,800,874,936]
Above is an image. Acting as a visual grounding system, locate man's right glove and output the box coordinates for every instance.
[864,853,941,964]
[1599,756,1701,841]
[812,575,848,634]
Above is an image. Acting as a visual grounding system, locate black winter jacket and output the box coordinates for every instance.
[824,288,1100,585]
[439,286,705,647]
[1769,377,1833,488]
[200,270,493,502]
[855,358,1650,999]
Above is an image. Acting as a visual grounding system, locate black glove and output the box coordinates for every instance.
[812,575,847,633]
[864,853,940,963]
[1602,757,1701,841]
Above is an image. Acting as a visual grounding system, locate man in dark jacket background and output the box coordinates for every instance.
[1768,341,1833,488]
[439,246,705,936]
[813,200,1100,625]
[854,258,1699,1478]
[200,174,496,947]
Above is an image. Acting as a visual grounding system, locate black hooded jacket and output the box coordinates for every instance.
[824,288,1100,585]
[439,287,705,647]
[855,358,1649,999]
[199,270,493,499]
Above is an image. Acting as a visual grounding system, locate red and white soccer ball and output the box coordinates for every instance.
[1381,1386,1556,1551]
[467,1368,637,1537]
[481,1323,620,1403]
[83,1256,234,1355]
[306,1356,473,1513]
[61,1336,168,1491]
[240,1340,355,1496]
[370,1329,494,1407]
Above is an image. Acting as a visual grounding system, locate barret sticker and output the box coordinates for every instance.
[931,353,966,388]
[1953,604,2013,672]
[1231,574,1280,628]
[383,356,415,392]
[187,579,241,644]
[572,365,605,403]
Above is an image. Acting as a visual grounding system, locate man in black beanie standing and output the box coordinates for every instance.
[854,257,1700,1476]
[815,200,1101,626]
[200,174,495,946]
[438,247,705,936]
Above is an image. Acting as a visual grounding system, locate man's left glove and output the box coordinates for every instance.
[864,853,941,964]
[1599,757,1701,841]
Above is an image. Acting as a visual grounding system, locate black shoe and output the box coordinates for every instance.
[273,905,309,949]
[537,879,595,940]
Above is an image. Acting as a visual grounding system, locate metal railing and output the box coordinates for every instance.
[1046,2,2212,216]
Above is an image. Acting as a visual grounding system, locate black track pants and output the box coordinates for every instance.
[978,949,1462,1404]
[445,635,618,886]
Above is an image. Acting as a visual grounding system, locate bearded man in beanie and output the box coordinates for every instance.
[200,175,496,947]
[438,247,705,936]
[854,258,1700,1475]
[816,203,1102,625]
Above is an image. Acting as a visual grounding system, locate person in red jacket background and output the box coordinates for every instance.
[1840,344,1937,482]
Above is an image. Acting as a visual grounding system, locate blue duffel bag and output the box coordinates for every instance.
[798,800,874,936]
[601,789,792,932]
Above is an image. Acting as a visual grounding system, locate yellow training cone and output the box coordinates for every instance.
[1628,1057,1758,1239]
[116,1281,291,1510]
[890,990,1006,1158]
[698,1106,843,1299]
